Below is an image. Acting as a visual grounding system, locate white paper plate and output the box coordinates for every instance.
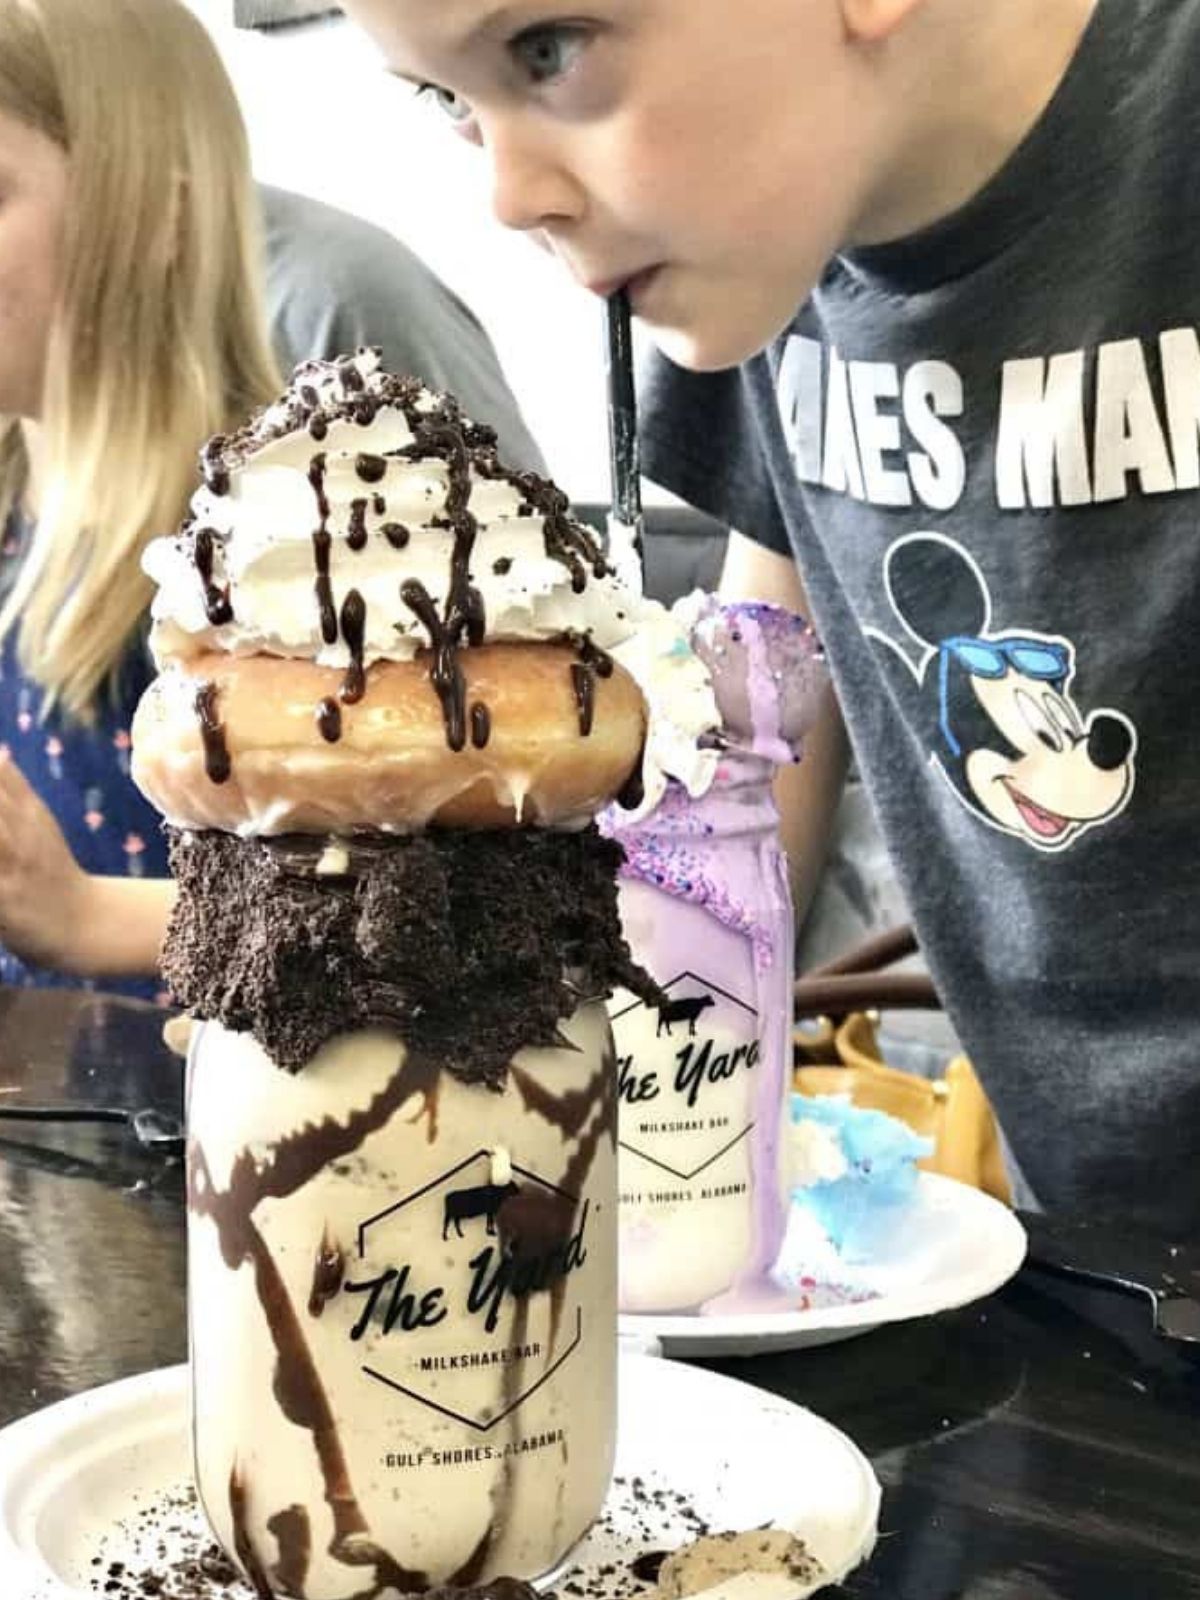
[621,1172,1027,1357]
[0,1354,879,1600]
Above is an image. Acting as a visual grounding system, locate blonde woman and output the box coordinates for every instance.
[0,0,542,997]
[0,0,285,1002]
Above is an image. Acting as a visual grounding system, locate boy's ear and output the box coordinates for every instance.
[840,0,928,42]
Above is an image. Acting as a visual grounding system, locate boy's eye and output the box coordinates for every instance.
[509,23,590,85]
[415,82,475,126]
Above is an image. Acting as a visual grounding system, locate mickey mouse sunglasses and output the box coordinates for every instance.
[938,634,1070,757]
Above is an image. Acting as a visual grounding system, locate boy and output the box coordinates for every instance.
[343,0,1200,1233]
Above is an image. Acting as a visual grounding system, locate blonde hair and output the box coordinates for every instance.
[0,0,282,719]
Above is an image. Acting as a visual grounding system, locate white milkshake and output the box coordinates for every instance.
[187,1002,616,1597]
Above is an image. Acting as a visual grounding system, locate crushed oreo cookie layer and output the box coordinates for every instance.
[163,826,657,1082]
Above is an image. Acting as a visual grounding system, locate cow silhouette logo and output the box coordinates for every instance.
[655,992,715,1038]
[441,1179,521,1241]
[349,1149,588,1426]
[610,971,761,1184]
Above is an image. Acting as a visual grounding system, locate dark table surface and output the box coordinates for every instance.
[1,987,1198,1600]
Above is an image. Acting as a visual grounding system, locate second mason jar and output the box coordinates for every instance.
[604,599,828,1314]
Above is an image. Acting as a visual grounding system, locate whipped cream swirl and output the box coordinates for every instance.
[146,349,642,668]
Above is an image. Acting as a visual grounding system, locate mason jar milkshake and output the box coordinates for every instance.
[130,352,713,1595]
[604,599,828,1314]
[187,999,616,1594]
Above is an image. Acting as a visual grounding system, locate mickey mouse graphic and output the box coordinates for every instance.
[868,533,1137,852]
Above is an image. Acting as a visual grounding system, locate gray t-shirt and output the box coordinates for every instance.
[641,0,1200,1232]
[260,185,545,473]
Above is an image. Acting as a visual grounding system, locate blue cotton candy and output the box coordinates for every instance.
[790,1094,934,1260]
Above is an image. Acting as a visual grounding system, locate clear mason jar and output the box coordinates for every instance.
[604,599,826,1315]
[608,770,795,1314]
[186,999,616,1598]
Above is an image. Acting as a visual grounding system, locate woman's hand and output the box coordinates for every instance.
[0,748,174,977]
[0,746,94,970]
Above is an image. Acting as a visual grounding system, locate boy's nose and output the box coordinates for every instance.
[484,121,584,234]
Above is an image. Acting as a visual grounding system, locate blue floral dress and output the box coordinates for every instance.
[0,513,169,1002]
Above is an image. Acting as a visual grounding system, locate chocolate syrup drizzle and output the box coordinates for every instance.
[339,589,367,704]
[268,1506,313,1596]
[308,454,338,646]
[511,1041,617,1320]
[460,1067,613,1566]
[475,466,597,597]
[229,1468,277,1599]
[568,664,593,738]
[190,1053,440,1598]
[398,424,486,751]
[573,634,615,679]
[192,527,234,626]
[316,697,342,743]
[309,1228,346,1316]
[566,634,613,738]
[194,682,231,785]
[347,499,369,552]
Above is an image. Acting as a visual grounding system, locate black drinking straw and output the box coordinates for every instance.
[604,289,644,559]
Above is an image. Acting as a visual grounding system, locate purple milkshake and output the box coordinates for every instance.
[602,598,827,1313]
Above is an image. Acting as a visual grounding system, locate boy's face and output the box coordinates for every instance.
[343,0,886,370]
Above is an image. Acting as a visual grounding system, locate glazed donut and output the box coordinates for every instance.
[130,643,646,835]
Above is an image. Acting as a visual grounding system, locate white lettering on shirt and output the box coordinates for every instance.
[777,326,1200,512]
[1093,338,1175,502]
[996,352,1091,509]
[1161,326,1200,490]
[822,348,866,499]
[850,361,909,507]
[904,362,966,511]
[775,335,966,511]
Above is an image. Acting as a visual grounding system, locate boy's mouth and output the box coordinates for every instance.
[584,265,662,302]
[623,266,663,309]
